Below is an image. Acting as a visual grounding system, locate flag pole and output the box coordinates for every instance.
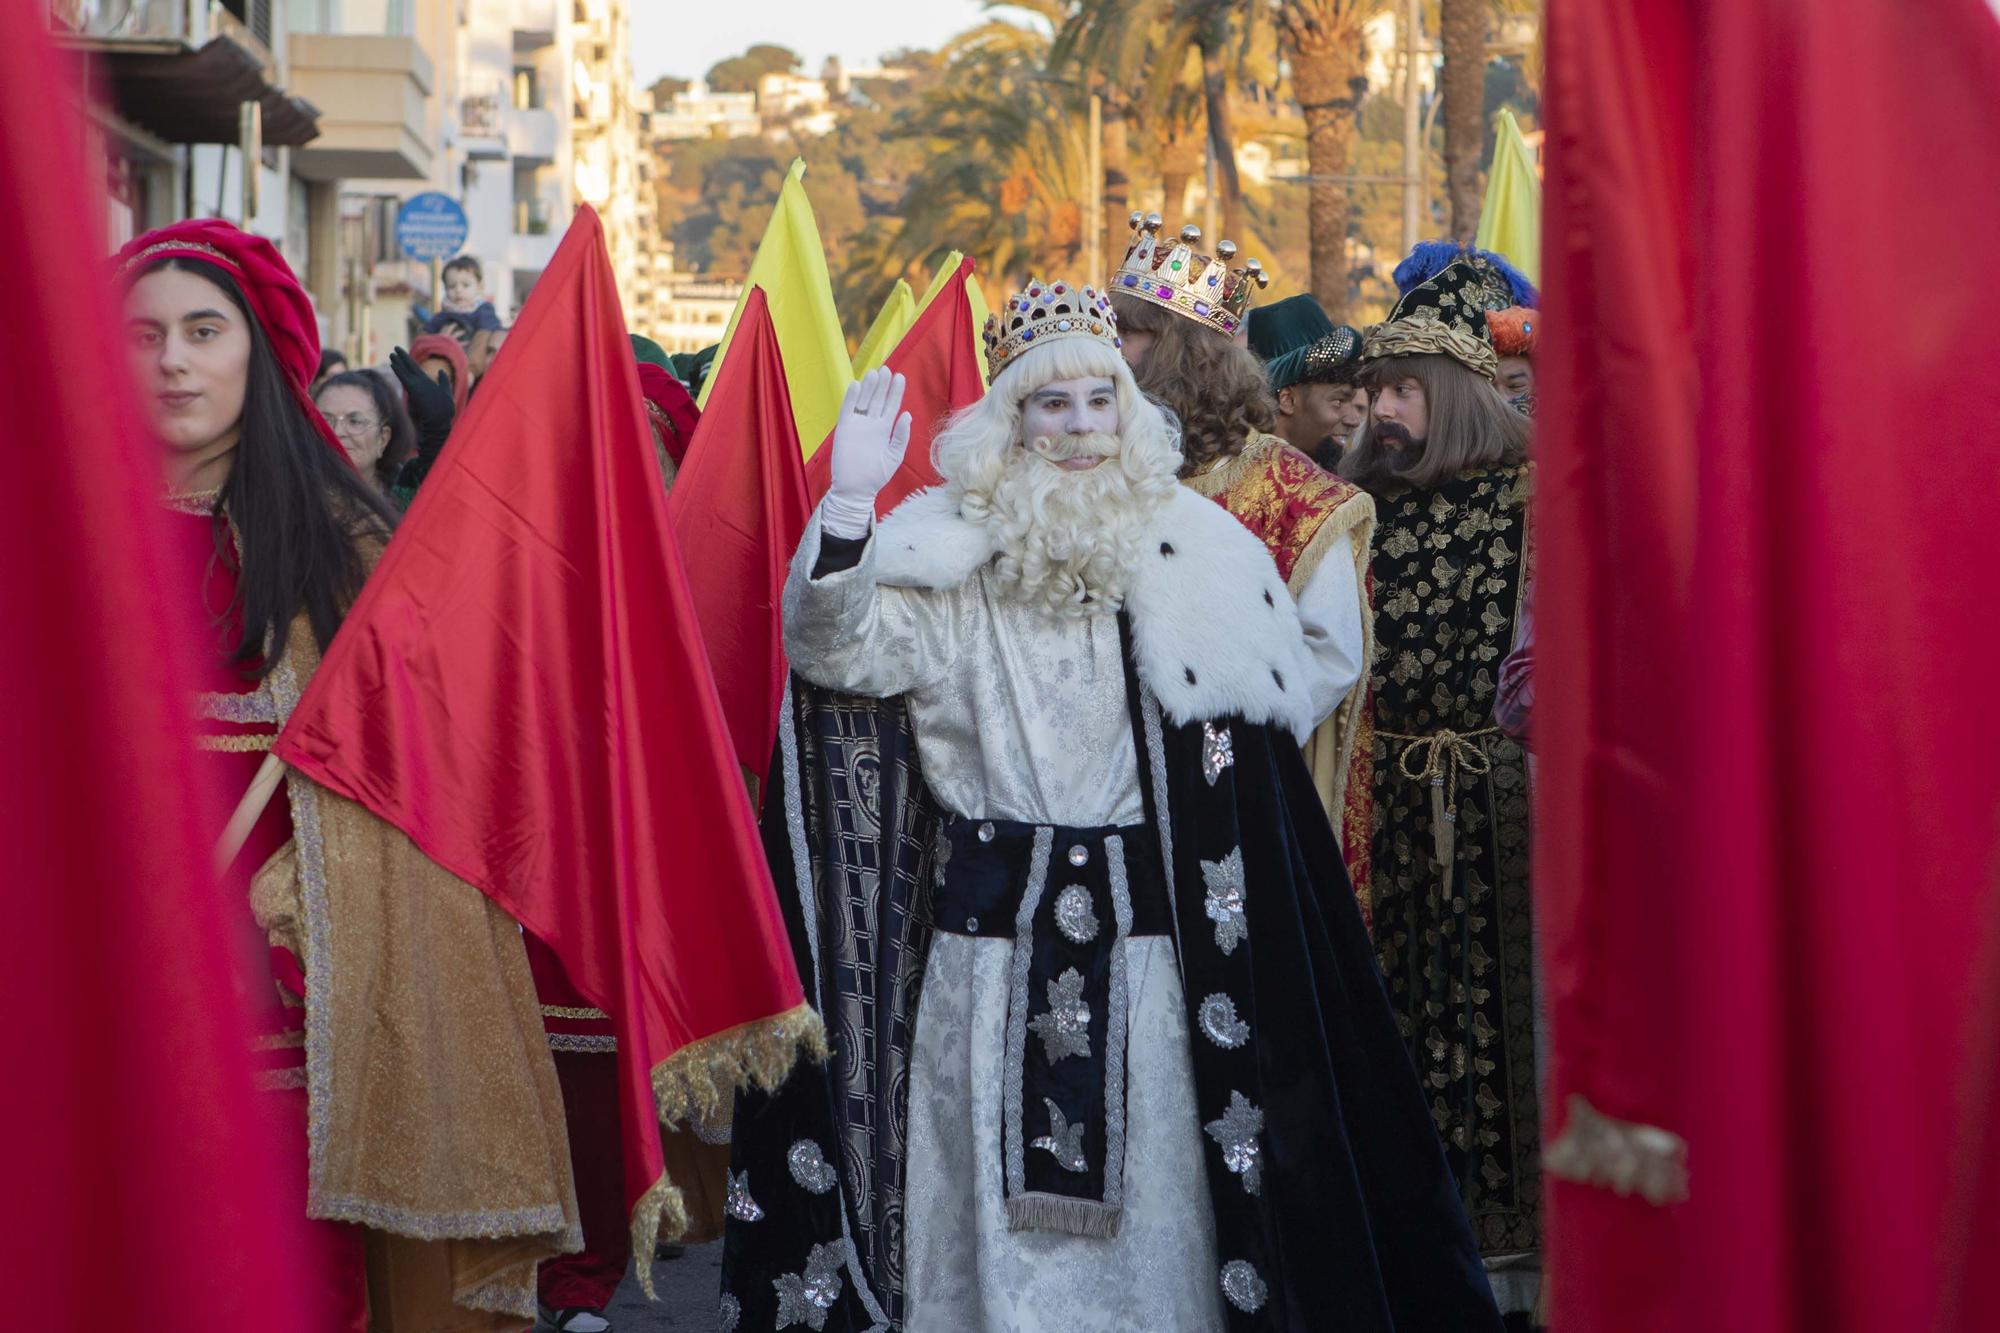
[213,751,287,876]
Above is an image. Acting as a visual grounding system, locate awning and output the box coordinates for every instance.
[79,35,319,148]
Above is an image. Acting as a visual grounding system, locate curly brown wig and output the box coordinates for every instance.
[1111,293,1277,476]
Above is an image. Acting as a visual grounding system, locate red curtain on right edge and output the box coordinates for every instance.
[1537,3,2000,1330]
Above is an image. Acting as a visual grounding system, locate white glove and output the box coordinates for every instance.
[821,368,912,539]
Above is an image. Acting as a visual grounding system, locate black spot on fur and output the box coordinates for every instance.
[1185,667,1198,685]
[1160,542,1175,556]
[1271,669,1285,691]
[1263,590,1274,607]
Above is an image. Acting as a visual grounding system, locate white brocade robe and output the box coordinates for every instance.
[785,506,1226,1332]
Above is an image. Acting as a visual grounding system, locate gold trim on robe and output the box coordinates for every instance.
[247,550,582,1330]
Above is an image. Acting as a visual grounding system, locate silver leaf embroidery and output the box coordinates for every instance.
[724,1169,763,1222]
[933,830,952,888]
[787,1140,838,1195]
[1220,1259,1269,1313]
[719,1293,741,1332]
[1204,1091,1265,1196]
[1202,722,1235,785]
[1199,993,1251,1049]
[773,1242,843,1329]
[1053,885,1099,944]
[1031,1096,1088,1172]
[1028,967,1092,1063]
[1202,848,1248,954]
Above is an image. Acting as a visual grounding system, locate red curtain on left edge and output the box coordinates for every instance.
[0,16,313,1328]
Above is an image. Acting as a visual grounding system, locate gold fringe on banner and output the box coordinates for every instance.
[651,1003,828,1126]
[1543,1093,1690,1206]
[628,1004,829,1298]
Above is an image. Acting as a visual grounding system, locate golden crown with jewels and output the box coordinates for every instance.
[1112,213,1269,337]
[981,278,1122,384]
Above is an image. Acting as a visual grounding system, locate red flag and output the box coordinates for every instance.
[0,14,313,1326]
[274,208,818,1278]
[666,287,809,779]
[805,255,986,515]
[1538,3,2000,1330]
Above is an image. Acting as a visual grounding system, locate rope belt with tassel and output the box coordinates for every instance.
[1377,726,1500,901]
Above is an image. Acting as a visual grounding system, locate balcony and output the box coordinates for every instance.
[512,192,560,233]
[509,194,563,270]
[50,0,319,148]
[460,92,506,160]
[506,106,558,163]
[289,34,434,181]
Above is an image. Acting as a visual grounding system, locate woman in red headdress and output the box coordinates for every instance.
[119,219,579,1332]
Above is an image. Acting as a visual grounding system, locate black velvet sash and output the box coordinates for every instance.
[931,814,1169,1236]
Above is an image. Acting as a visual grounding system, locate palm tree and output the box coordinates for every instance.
[835,9,1092,314]
[1439,0,1486,240]
[1056,0,1258,240]
[1052,0,1212,268]
[1275,0,1387,317]
[1183,0,1251,241]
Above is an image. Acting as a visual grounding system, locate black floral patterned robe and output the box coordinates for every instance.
[1362,464,1540,1265]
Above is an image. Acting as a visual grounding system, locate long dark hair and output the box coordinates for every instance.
[317,368,417,494]
[1110,293,1278,475]
[148,257,396,677]
[1340,353,1529,495]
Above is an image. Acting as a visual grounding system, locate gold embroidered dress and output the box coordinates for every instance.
[1362,463,1539,1273]
[183,494,581,1330]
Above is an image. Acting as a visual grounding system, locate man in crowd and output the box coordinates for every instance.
[1340,249,1542,1322]
[1488,306,1537,416]
[1248,293,1368,468]
[720,286,1501,1331]
[1110,214,1378,893]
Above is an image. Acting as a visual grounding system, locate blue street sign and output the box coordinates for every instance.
[395,192,469,261]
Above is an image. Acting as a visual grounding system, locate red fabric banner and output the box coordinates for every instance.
[805,255,986,515]
[1538,3,2000,1330]
[666,286,809,780]
[274,208,806,1249]
[0,15,313,1327]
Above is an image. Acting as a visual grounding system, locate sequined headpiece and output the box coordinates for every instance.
[1362,254,1505,379]
[1111,214,1269,337]
[981,279,1121,386]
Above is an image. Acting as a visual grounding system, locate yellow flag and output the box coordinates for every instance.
[965,270,991,382]
[912,250,965,318]
[698,158,851,452]
[851,280,916,376]
[1475,109,1541,287]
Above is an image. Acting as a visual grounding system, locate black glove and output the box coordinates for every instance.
[389,347,455,433]
[389,347,456,496]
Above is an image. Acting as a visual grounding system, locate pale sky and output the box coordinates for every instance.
[629,0,993,88]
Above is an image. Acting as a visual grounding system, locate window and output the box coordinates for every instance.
[512,67,539,110]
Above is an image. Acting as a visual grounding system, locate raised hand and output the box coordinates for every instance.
[821,368,912,538]
[389,346,454,431]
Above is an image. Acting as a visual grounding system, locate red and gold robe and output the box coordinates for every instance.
[1184,434,1379,917]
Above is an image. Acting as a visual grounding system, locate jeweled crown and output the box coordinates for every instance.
[1112,214,1269,337]
[981,278,1121,385]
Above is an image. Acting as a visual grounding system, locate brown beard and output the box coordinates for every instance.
[1373,420,1421,451]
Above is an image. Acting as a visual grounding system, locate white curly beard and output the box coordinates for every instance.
[959,432,1175,617]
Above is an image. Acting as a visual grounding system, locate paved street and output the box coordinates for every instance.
[598,1241,724,1332]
